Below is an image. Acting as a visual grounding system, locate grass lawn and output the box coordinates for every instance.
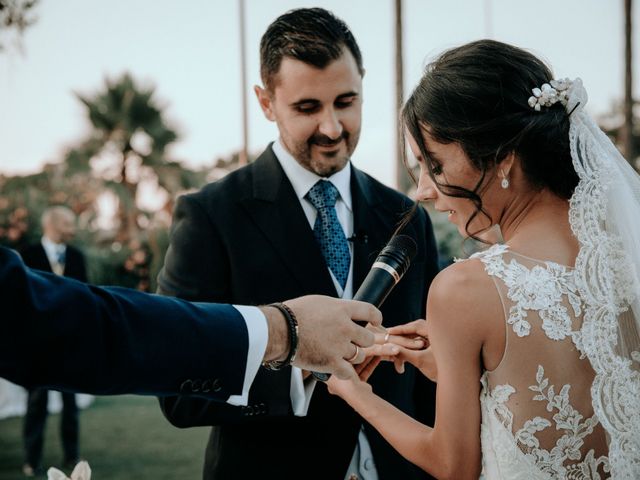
[0,395,209,479]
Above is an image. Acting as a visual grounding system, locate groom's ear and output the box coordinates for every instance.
[254,85,276,122]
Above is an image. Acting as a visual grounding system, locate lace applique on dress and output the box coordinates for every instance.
[471,245,583,349]
[473,245,609,479]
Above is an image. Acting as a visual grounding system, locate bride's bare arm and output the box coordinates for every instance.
[329,261,498,479]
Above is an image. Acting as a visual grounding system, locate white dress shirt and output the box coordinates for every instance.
[273,139,378,480]
[227,305,268,407]
[41,236,67,276]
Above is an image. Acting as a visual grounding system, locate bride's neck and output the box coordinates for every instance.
[498,189,578,257]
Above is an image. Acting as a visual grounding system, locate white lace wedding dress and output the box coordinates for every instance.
[472,244,610,479]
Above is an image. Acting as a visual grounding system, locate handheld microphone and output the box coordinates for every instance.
[352,234,417,309]
[313,234,418,381]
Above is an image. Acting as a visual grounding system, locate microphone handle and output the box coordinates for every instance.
[353,267,398,308]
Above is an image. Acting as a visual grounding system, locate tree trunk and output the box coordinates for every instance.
[117,150,139,243]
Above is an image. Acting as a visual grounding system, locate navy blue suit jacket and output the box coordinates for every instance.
[0,246,249,399]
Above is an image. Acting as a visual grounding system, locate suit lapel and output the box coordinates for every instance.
[351,169,382,290]
[351,168,404,290]
[239,147,337,297]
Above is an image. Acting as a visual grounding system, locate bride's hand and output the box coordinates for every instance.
[368,324,427,350]
[386,320,437,381]
[392,345,437,382]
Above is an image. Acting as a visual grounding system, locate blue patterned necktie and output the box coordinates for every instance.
[57,248,66,265]
[306,180,351,290]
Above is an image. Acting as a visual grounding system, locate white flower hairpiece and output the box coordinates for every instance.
[527,78,573,111]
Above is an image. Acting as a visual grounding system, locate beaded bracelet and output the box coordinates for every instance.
[262,302,299,370]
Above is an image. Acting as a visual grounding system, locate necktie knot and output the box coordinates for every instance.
[306,180,339,210]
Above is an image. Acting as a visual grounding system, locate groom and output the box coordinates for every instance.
[157,8,439,480]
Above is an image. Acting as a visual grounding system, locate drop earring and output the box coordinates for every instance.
[500,170,510,189]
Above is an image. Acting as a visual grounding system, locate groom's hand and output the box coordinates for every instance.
[262,295,382,380]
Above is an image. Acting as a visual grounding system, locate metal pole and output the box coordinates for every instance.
[394,0,410,192]
[623,0,635,163]
[484,0,493,38]
[239,0,249,166]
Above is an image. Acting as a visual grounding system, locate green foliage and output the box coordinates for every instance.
[0,72,220,290]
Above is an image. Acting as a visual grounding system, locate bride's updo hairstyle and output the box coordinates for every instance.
[402,40,579,237]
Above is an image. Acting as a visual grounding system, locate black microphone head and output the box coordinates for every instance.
[387,234,417,260]
[376,234,417,278]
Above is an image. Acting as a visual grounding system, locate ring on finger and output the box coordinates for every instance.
[383,331,390,342]
[346,345,360,363]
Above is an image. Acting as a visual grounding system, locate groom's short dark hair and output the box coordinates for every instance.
[259,7,364,92]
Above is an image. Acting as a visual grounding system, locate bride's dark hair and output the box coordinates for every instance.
[402,39,579,239]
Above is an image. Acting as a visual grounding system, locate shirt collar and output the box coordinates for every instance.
[41,236,66,258]
[272,138,352,211]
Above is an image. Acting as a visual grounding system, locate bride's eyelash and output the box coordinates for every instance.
[430,163,443,175]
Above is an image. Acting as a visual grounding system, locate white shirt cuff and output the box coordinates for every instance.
[290,367,317,416]
[226,305,268,406]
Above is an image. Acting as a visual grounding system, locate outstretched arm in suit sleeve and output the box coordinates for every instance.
[0,246,250,399]
[157,194,294,427]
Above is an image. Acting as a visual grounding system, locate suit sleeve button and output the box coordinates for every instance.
[212,378,222,392]
[201,379,212,393]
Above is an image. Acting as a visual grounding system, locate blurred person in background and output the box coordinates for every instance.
[20,206,87,477]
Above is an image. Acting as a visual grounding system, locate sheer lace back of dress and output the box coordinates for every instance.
[474,245,610,479]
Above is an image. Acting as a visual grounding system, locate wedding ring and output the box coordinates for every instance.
[384,331,390,343]
[346,345,360,363]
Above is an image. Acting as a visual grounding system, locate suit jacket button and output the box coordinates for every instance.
[201,379,212,393]
[211,378,222,392]
[179,380,192,393]
[191,379,202,392]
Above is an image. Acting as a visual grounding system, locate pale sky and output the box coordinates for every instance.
[1,0,638,186]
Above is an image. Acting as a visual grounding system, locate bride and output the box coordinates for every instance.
[328,40,640,479]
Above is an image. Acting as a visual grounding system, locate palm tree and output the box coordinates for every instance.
[75,73,179,241]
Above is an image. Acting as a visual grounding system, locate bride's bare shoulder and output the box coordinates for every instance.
[426,257,502,337]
